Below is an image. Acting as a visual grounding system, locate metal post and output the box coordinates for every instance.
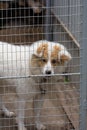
[80,0,87,129]
[44,0,53,41]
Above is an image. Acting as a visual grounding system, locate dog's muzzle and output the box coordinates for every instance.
[45,70,52,75]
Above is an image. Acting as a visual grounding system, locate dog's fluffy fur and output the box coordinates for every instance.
[0,40,71,130]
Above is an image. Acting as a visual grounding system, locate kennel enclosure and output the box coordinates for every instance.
[0,0,86,130]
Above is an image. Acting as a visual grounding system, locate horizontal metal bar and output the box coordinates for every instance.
[0,72,80,79]
[0,0,13,1]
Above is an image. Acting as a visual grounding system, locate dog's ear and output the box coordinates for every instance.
[58,49,72,64]
[32,47,43,58]
[33,43,48,58]
[32,50,43,58]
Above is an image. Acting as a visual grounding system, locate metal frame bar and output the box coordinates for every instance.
[0,72,80,79]
[80,0,87,129]
[0,0,13,1]
[44,0,53,41]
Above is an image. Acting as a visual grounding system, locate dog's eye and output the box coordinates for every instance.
[42,58,47,63]
[51,59,57,64]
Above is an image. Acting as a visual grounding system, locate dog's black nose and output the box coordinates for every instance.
[45,70,52,74]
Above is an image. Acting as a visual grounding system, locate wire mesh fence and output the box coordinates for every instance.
[0,0,85,130]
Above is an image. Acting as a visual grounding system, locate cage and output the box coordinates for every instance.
[0,0,86,130]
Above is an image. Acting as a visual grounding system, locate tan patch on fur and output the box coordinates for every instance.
[37,43,48,58]
[31,54,38,67]
[31,54,47,67]
[50,45,61,66]
[31,43,48,68]
[60,54,70,63]
[51,45,61,59]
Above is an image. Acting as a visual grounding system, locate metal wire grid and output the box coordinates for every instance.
[0,0,83,130]
[80,0,87,130]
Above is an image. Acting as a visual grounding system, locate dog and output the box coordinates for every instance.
[18,0,45,13]
[0,40,71,130]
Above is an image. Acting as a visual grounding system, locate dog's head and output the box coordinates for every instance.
[30,40,71,82]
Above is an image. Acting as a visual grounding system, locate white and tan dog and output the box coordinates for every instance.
[0,40,71,130]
